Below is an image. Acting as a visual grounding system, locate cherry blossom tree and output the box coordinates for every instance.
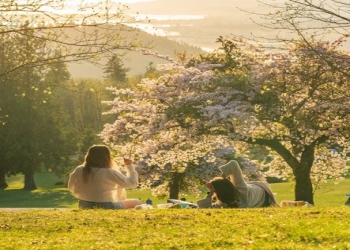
[100,35,350,203]
[197,37,350,204]
[99,56,262,199]
[262,146,348,194]
[247,1,350,198]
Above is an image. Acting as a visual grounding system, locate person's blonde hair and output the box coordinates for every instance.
[82,145,113,182]
[210,177,240,208]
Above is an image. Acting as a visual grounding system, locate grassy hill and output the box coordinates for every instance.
[1,170,350,249]
[1,171,349,208]
[1,207,350,249]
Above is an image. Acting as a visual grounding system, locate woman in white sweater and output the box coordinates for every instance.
[68,145,141,209]
[197,160,279,208]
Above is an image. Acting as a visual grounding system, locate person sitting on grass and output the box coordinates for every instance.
[197,160,279,208]
[68,144,141,209]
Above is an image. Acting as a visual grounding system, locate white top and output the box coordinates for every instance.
[68,165,138,202]
[197,160,278,208]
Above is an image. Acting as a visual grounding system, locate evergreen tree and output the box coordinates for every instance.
[103,55,130,84]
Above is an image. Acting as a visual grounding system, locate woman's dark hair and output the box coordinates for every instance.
[210,177,239,208]
[82,145,113,182]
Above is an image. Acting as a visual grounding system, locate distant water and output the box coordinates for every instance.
[127,14,204,37]
[129,14,204,21]
[121,0,154,3]
[127,23,180,37]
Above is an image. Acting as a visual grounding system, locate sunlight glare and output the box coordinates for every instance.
[66,0,153,3]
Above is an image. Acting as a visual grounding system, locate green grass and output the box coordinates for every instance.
[271,180,350,207]
[0,207,349,249]
[1,172,350,249]
[1,172,76,208]
[1,171,349,208]
[1,172,201,208]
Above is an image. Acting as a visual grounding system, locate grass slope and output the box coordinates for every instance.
[1,172,350,249]
[1,172,349,208]
[0,207,349,249]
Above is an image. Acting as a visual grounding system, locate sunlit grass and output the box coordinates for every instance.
[270,179,350,207]
[0,207,349,249]
[2,172,350,208]
[1,172,350,249]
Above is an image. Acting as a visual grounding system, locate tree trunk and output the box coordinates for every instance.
[0,166,8,189]
[294,164,314,204]
[255,137,317,205]
[169,172,184,199]
[23,173,37,190]
[293,146,315,205]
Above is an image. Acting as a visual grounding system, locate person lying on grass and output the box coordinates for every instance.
[197,160,279,208]
[68,145,141,209]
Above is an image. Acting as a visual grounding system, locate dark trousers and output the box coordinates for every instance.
[78,200,124,209]
[263,191,271,207]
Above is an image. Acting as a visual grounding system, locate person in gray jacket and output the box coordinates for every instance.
[197,160,279,208]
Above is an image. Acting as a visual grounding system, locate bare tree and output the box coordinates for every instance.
[239,1,349,42]
[241,0,350,77]
[0,0,149,78]
[281,0,349,33]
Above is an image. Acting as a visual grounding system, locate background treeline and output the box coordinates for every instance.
[0,25,200,190]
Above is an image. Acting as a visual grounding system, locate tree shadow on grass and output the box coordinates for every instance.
[0,188,77,208]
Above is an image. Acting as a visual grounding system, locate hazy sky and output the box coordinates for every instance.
[54,0,272,26]
[67,0,153,3]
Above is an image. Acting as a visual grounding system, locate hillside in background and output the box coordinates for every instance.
[69,0,269,79]
[69,0,349,79]
[126,0,269,51]
[68,26,203,79]
[127,0,268,16]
